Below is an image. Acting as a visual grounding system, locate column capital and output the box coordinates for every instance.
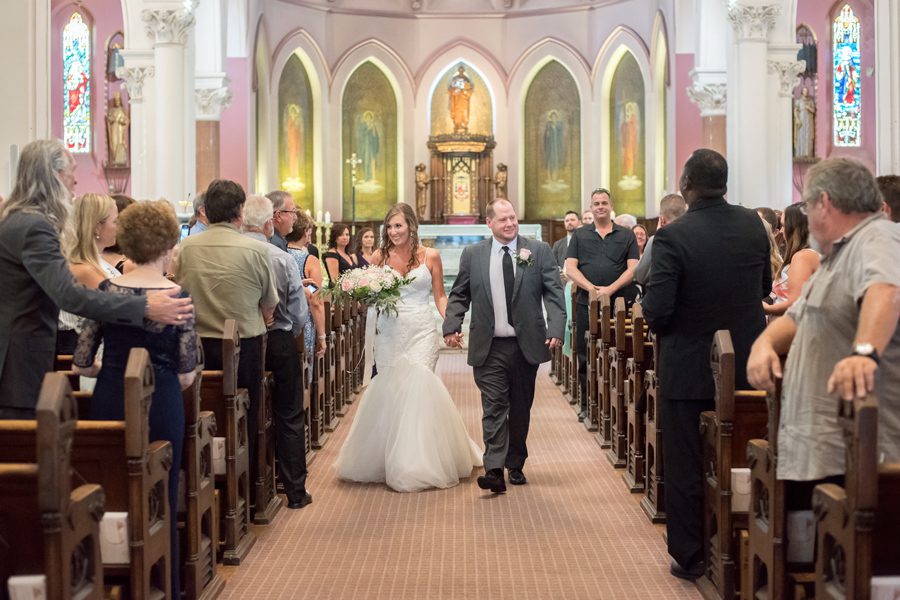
[195,85,233,120]
[142,7,196,46]
[116,66,155,102]
[767,59,806,97]
[687,83,727,117]
[727,2,780,41]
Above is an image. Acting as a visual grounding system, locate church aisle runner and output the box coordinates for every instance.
[219,353,699,599]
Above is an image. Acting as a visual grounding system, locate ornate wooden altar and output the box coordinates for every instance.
[427,134,496,222]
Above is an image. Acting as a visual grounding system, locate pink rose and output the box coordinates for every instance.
[518,248,532,260]
[341,279,353,292]
[358,277,370,287]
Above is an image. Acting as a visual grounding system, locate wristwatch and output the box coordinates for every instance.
[851,343,880,365]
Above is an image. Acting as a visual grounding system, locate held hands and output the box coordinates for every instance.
[72,361,101,378]
[145,286,193,326]
[746,338,782,393]
[546,337,562,349]
[594,285,613,297]
[444,332,464,348]
[827,355,878,400]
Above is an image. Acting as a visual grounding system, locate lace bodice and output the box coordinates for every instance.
[373,263,439,370]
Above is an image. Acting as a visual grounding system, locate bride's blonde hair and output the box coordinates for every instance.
[380,203,420,272]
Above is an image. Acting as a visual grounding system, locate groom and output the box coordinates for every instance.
[443,198,566,493]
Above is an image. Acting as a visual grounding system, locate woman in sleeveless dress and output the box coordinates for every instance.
[334,203,482,492]
[764,201,820,318]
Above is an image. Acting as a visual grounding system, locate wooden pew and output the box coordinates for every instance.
[2,348,173,598]
[697,330,768,600]
[565,284,578,404]
[595,294,616,449]
[0,373,105,600]
[606,297,630,467]
[341,301,354,405]
[641,366,666,523]
[180,366,225,600]
[198,321,255,566]
[322,300,339,432]
[813,394,900,600]
[331,301,347,418]
[624,302,653,492]
[583,290,605,431]
[308,326,329,449]
[295,329,315,464]
[254,334,281,525]
[348,301,362,396]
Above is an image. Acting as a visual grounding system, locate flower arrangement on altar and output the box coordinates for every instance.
[322,265,416,317]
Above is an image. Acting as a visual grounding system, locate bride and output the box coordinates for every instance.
[334,203,482,492]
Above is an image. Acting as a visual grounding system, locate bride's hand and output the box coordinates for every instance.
[443,332,463,348]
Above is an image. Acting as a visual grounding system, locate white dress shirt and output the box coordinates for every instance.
[489,237,517,338]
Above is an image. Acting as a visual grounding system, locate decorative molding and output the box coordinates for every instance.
[727,3,780,41]
[686,82,727,116]
[142,8,196,45]
[195,85,233,120]
[116,66,155,102]
[767,59,805,97]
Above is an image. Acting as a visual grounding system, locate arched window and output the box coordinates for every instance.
[63,11,91,153]
[832,4,860,147]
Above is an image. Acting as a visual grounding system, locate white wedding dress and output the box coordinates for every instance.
[334,263,483,492]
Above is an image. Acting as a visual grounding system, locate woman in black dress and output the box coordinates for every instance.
[323,223,357,285]
[354,226,376,267]
[73,200,196,598]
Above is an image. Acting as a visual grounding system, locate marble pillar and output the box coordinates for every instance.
[195,83,232,191]
[687,82,727,156]
[767,51,804,206]
[876,0,900,175]
[116,51,154,199]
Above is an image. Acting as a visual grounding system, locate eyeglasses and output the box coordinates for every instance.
[276,209,298,216]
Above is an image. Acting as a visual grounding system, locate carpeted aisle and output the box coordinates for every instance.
[219,352,700,599]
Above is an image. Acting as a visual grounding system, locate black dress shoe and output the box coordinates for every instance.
[669,559,704,581]
[287,492,313,509]
[476,469,506,493]
[508,468,527,485]
[577,411,587,422]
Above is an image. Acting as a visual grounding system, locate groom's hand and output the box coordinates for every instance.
[546,337,562,349]
[444,332,463,348]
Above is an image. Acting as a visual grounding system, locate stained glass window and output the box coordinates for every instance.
[832,4,860,147]
[63,12,91,153]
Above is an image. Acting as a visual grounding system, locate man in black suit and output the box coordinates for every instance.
[642,149,771,580]
[552,210,580,268]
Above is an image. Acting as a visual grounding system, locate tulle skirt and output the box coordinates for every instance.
[334,363,483,492]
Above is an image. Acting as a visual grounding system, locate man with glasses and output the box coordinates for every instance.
[267,190,298,251]
[565,187,640,422]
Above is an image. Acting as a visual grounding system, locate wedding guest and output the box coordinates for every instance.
[634,194,686,286]
[764,202,820,317]
[189,192,208,235]
[757,206,785,256]
[632,224,648,256]
[877,175,900,223]
[581,209,594,225]
[323,223,357,285]
[354,226,376,267]
[286,214,326,358]
[102,193,135,273]
[266,189,298,251]
[762,220,783,287]
[73,199,196,598]
[552,210,580,268]
[0,139,191,418]
[614,213,638,229]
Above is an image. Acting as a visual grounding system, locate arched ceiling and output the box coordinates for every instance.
[278,0,622,16]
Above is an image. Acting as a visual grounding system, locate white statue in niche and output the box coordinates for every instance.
[793,86,816,159]
[106,92,130,166]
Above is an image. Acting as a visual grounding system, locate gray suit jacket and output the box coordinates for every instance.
[443,235,566,367]
[552,236,569,268]
[0,212,146,411]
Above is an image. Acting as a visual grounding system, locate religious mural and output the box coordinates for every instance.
[793,25,818,160]
[342,61,398,219]
[430,62,493,137]
[608,52,645,217]
[278,54,315,208]
[523,61,581,220]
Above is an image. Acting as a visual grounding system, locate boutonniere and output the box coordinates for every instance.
[515,248,534,266]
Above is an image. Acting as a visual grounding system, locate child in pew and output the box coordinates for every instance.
[73,200,197,599]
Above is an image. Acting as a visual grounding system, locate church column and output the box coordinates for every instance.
[876,0,900,174]
[687,83,727,156]
[766,49,804,206]
[116,50,155,199]
[195,80,232,191]
[142,2,196,207]
[726,2,779,208]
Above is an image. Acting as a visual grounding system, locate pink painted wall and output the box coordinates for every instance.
[794,0,876,198]
[219,57,250,192]
[674,53,704,188]
[51,0,128,196]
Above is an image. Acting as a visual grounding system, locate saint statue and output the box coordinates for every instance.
[793,86,816,159]
[448,66,474,134]
[106,92,130,166]
[357,110,380,183]
[414,163,430,219]
[494,163,508,199]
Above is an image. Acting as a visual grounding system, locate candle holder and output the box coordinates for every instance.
[313,219,332,249]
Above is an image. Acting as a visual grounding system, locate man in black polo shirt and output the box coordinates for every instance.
[565,188,639,421]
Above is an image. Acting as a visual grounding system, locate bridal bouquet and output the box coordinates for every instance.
[324,265,416,317]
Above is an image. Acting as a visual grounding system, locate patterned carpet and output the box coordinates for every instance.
[219,352,700,599]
